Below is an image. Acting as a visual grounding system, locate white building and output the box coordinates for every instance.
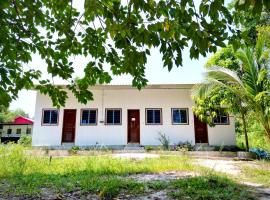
[32,84,235,147]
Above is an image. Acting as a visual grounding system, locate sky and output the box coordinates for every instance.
[9,1,212,118]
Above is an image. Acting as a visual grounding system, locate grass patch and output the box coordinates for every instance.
[241,161,270,186]
[0,144,258,199]
[169,175,255,200]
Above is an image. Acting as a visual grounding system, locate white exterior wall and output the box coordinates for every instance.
[1,124,33,138]
[32,87,236,147]
[208,116,236,146]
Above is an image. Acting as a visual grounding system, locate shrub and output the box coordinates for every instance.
[69,146,80,154]
[18,135,32,147]
[175,141,193,151]
[157,132,170,150]
[145,145,154,152]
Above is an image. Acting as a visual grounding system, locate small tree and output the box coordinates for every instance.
[193,35,270,151]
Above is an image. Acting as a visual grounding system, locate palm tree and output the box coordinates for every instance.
[193,37,270,151]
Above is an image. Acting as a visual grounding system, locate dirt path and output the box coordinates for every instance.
[194,158,270,200]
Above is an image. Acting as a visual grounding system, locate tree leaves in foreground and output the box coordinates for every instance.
[0,0,269,107]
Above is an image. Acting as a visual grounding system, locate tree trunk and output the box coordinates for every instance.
[241,111,249,151]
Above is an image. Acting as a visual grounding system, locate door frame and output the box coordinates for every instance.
[193,114,209,144]
[61,109,77,143]
[127,109,140,144]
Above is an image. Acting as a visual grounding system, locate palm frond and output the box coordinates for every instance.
[191,81,219,99]
[206,66,244,88]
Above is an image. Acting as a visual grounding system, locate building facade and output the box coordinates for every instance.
[32,84,235,147]
[0,116,33,143]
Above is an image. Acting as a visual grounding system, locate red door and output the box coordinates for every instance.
[194,115,208,143]
[62,109,76,143]
[128,110,140,143]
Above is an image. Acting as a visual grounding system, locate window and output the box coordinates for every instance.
[0,124,3,129]
[42,109,59,125]
[213,110,229,125]
[16,129,21,134]
[105,109,121,125]
[26,128,31,134]
[81,109,97,125]
[172,108,189,124]
[146,109,162,125]
[7,129,12,134]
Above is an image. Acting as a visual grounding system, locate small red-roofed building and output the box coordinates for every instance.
[0,116,33,143]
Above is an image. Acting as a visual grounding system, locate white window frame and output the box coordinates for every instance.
[105,108,122,125]
[145,108,162,125]
[41,109,59,126]
[80,109,98,126]
[171,108,189,125]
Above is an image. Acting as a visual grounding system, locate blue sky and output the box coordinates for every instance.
[9,0,213,117]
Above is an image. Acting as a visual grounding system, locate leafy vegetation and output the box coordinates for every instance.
[236,114,270,152]
[18,135,32,147]
[192,28,270,150]
[157,132,170,150]
[0,0,270,107]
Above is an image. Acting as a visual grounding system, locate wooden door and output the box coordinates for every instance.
[62,109,76,143]
[194,115,208,143]
[128,110,140,143]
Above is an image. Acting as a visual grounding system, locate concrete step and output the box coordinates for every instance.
[194,143,215,151]
[124,143,145,151]
[125,143,141,147]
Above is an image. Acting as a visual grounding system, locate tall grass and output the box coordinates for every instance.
[0,144,27,177]
[0,144,257,199]
[0,144,197,197]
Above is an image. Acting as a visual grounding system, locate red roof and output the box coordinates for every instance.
[13,116,34,125]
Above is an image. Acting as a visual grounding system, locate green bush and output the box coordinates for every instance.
[18,135,32,147]
[145,145,154,152]
[236,115,270,152]
[69,146,80,154]
[175,141,193,151]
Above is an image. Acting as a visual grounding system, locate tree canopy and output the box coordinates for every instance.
[0,0,269,107]
[192,31,270,149]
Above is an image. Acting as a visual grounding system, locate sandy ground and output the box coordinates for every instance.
[112,153,160,159]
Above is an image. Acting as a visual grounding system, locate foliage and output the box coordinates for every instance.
[157,132,170,150]
[193,32,270,152]
[69,146,80,154]
[144,145,154,152]
[236,114,270,152]
[0,0,269,107]
[18,135,32,147]
[174,141,193,151]
[230,0,270,48]
[0,108,29,123]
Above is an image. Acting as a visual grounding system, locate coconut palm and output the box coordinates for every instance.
[193,37,270,150]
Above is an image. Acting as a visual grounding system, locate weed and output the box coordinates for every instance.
[18,135,32,147]
[157,132,170,150]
